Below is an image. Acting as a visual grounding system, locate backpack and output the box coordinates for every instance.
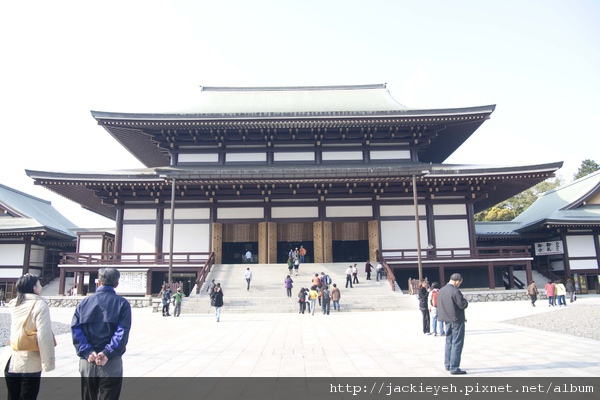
[162,289,170,300]
[430,290,438,308]
[322,289,330,300]
[325,275,332,285]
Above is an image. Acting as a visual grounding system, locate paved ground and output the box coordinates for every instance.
[3,294,599,378]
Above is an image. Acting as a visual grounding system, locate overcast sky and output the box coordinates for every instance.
[1,0,599,228]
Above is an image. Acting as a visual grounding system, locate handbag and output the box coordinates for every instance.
[12,301,57,351]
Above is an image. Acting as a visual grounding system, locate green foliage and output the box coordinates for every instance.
[475,178,562,222]
[574,159,600,180]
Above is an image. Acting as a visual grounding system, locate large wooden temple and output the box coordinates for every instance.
[26,84,565,295]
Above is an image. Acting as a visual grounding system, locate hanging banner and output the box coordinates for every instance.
[534,240,564,255]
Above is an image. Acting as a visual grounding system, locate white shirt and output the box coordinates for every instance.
[244,270,252,279]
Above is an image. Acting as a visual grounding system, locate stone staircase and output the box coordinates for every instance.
[512,269,549,287]
[181,263,417,314]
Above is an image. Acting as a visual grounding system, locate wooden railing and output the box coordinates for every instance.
[195,252,215,294]
[60,252,212,265]
[376,250,398,291]
[381,246,531,262]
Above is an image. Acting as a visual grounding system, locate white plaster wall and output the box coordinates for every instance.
[178,153,219,163]
[569,259,599,270]
[433,204,467,216]
[217,207,264,219]
[78,237,104,253]
[165,208,210,220]
[272,207,318,219]
[566,235,596,257]
[0,244,25,265]
[1,268,25,278]
[434,220,470,254]
[274,152,314,162]
[380,204,425,217]
[121,225,155,259]
[326,205,372,218]
[381,220,428,251]
[226,153,267,162]
[163,223,210,255]
[322,151,363,161]
[124,209,156,221]
[370,150,411,160]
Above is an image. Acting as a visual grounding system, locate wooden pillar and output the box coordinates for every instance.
[58,267,66,297]
[258,222,268,264]
[146,271,152,296]
[525,261,532,285]
[212,222,223,264]
[77,272,85,295]
[313,221,324,263]
[323,221,332,263]
[22,242,31,274]
[368,220,379,262]
[114,207,124,254]
[268,222,277,264]
[438,265,445,285]
[488,263,495,289]
[155,207,164,261]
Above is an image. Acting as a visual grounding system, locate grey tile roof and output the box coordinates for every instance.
[0,184,78,237]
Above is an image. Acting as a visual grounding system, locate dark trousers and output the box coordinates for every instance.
[445,321,466,373]
[352,273,359,284]
[345,275,353,288]
[366,271,371,280]
[246,278,251,290]
[173,302,181,317]
[420,308,431,333]
[5,360,41,400]
[79,356,123,400]
[322,299,330,315]
[162,301,170,315]
[298,301,306,313]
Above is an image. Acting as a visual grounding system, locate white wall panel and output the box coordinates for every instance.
[433,204,467,216]
[178,153,219,163]
[165,208,210,220]
[566,235,596,257]
[274,152,314,162]
[217,207,264,219]
[124,209,156,221]
[370,150,410,160]
[226,153,266,162]
[569,259,598,270]
[381,220,428,251]
[1,268,25,278]
[434,220,470,249]
[326,206,372,218]
[163,223,210,254]
[0,244,25,265]
[272,207,318,219]
[322,151,363,161]
[380,205,425,217]
[78,237,103,253]
[122,225,155,259]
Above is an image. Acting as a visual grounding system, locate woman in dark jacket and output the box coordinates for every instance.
[211,283,224,322]
[418,281,431,334]
[284,275,294,298]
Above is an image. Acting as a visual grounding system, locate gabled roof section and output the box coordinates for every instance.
[0,184,79,237]
[512,170,600,232]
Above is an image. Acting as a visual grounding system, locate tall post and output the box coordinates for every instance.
[168,178,176,284]
[412,174,423,281]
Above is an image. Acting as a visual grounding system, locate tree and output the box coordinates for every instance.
[574,159,600,180]
[475,177,562,222]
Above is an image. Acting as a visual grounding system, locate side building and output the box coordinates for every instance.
[26,84,563,294]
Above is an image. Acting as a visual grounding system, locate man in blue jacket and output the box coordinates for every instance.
[437,273,469,375]
[72,267,132,399]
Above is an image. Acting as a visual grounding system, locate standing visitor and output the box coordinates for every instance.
[565,279,575,303]
[429,282,445,336]
[418,280,431,335]
[527,281,539,307]
[437,273,469,375]
[3,274,55,400]
[244,268,253,291]
[72,267,132,399]
[545,280,555,307]
[299,245,307,263]
[206,279,216,296]
[345,266,353,288]
[298,288,307,314]
[172,288,185,317]
[287,256,294,275]
[331,284,341,311]
[0,288,5,306]
[308,286,319,315]
[159,285,172,317]
[364,261,373,280]
[376,263,383,281]
[293,257,300,276]
[284,275,294,298]
[352,264,359,284]
[555,280,567,306]
[320,285,331,315]
[211,283,224,322]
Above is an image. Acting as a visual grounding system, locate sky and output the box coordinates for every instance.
[1,0,599,228]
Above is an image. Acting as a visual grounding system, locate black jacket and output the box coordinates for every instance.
[437,283,468,323]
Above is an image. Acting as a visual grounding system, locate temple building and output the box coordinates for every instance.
[25,84,567,295]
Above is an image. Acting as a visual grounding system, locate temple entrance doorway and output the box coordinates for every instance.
[277,222,313,263]
[221,223,258,263]
[332,221,369,263]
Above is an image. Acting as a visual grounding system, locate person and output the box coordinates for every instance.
[172,288,185,317]
[320,285,331,315]
[352,264,359,284]
[527,280,539,307]
[331,284,341,311]
[0,287,6,306]
[284,275,294,297]
[429,282,445,336]
[345,265,353,288]
[244,268,253,291]
[72,267,132,399]
[308,285,319,316]
[376,263,383,281]
[364,261,373,280]
[555,280,567,306]
[566,279,575,303]
[3,274,55,400]
[159,285,172,316]
[287,256,294,275]
[545,280,555,307]
[293,257,300,276]
[245,250,252,263]
[299,245,307,263]
[418,280,431,335]
[298,288,307,314]
[206,279,216,296]
[438,273,469,375]
[312,274,321,289]
[319,272,331,289]
[211,283,224,322]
